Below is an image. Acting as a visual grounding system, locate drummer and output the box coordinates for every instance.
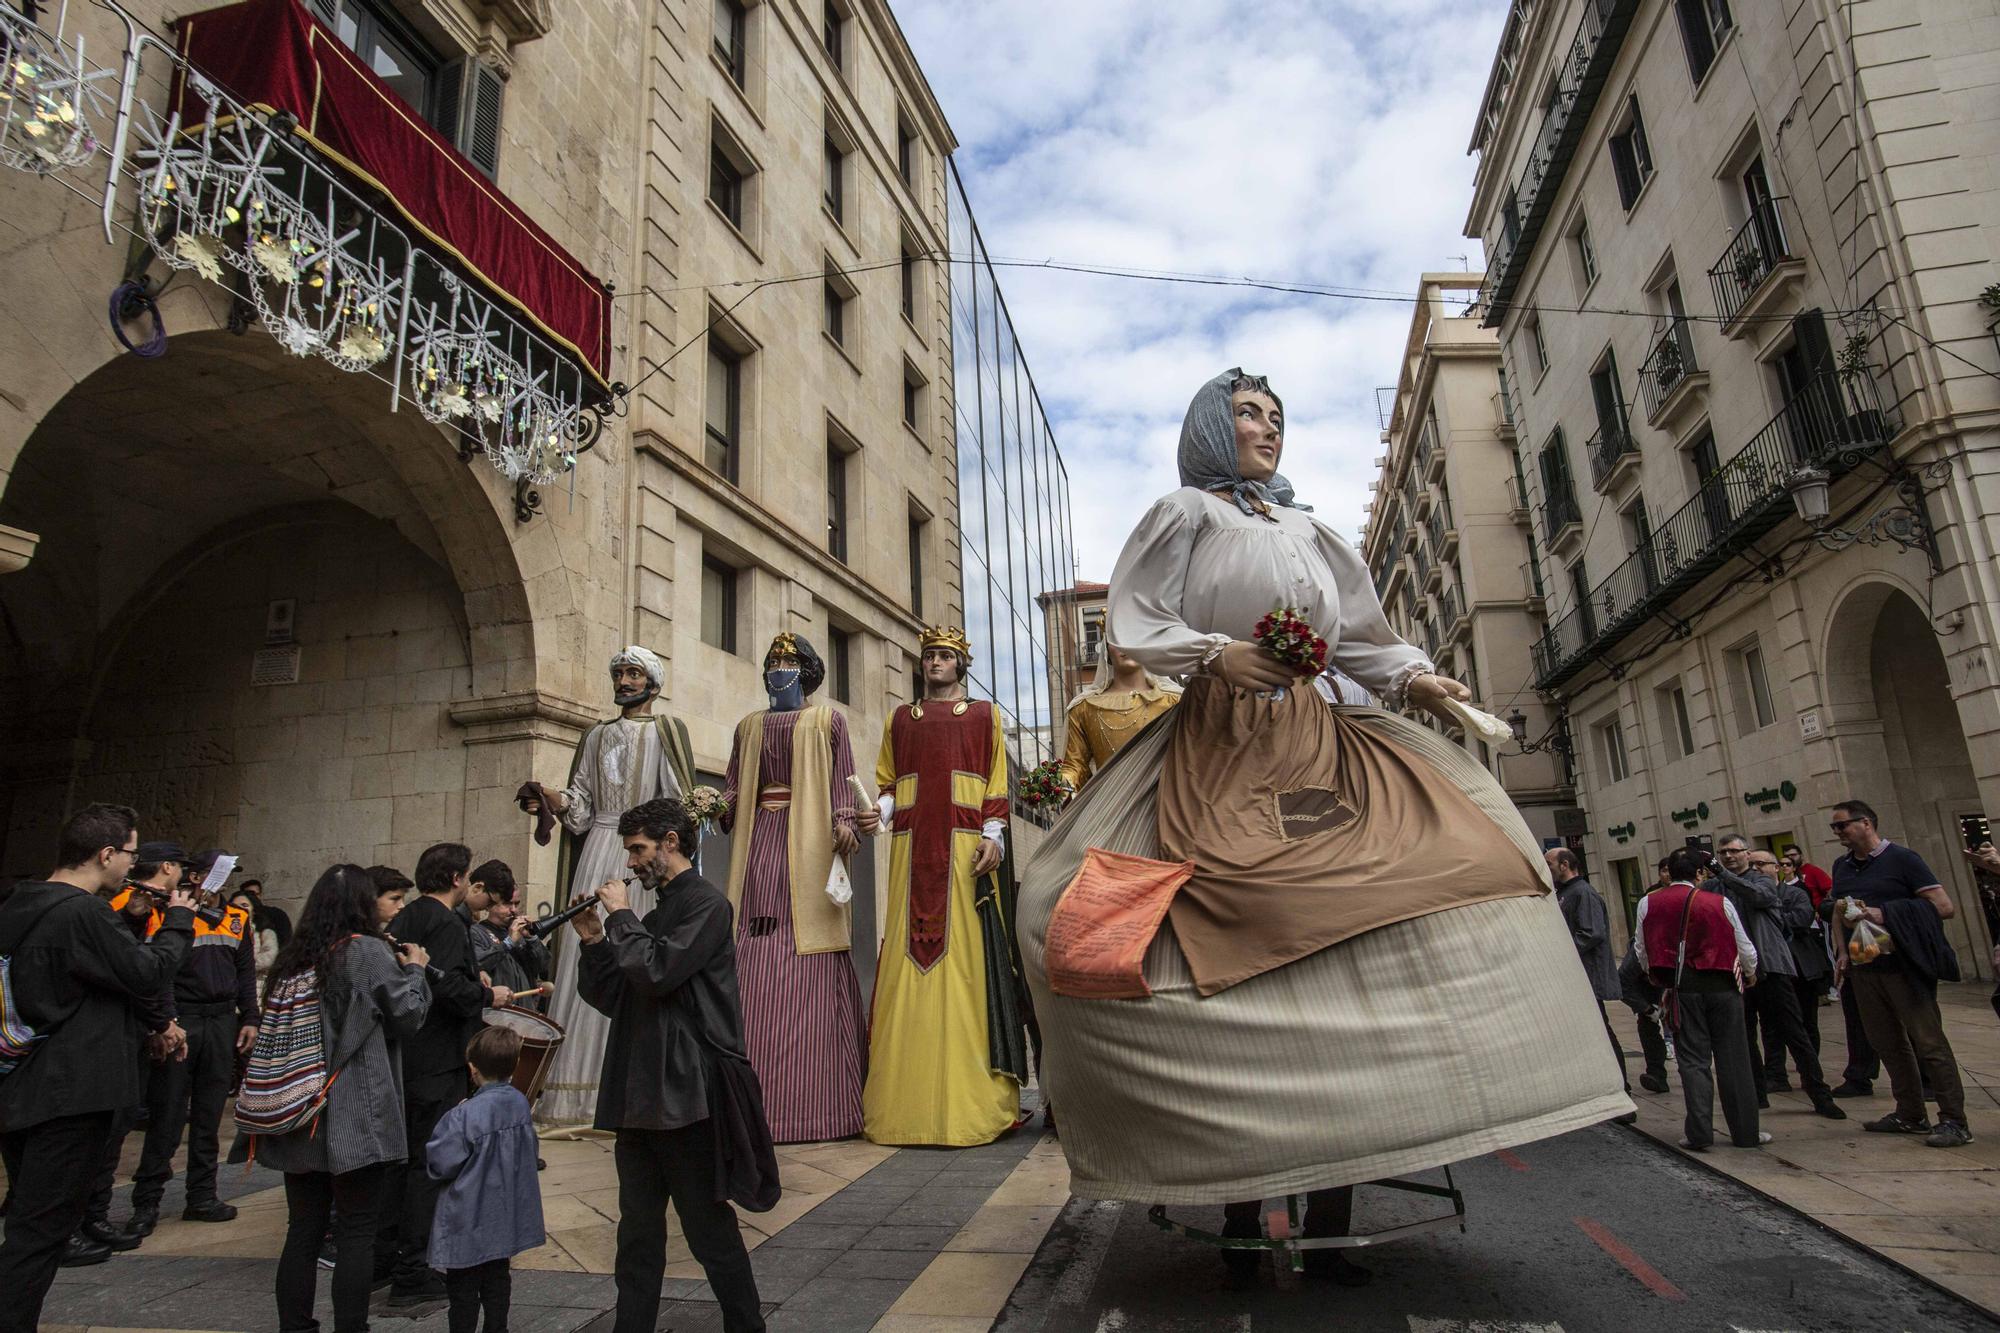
[468,860,549,1012]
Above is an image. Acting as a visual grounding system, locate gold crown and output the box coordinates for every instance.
[919,625,973,661]
[766,631,800,663]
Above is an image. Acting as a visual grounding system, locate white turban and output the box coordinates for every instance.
[610,645,664,687]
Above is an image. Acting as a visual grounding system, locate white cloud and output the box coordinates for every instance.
[896,0,1503,578]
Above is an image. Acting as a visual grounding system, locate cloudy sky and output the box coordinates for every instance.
[896,0,1504,580]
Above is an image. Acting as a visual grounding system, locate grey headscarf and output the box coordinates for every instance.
[1176,367,1310,515]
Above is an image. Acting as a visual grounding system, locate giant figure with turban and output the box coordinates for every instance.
[717,632,869,1141]
[521,645,695,1124]
[857,626,1026,1145]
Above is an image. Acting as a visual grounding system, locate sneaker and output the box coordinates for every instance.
[1863,1112,1932,1135]
[1638,1071,1669,1095]
[1926,1121,1974,1149]
[1676,1138,1711,1152]
[1765,1075,1794,1092]
[1728,1131,1774,1148]
[1810,1095,1849,1121]
[317,1238,337,1270]
[181,1200,238,1224]
[1831,1080,1874,1099]
[128,1205,159,1237]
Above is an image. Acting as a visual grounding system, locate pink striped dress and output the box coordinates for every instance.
[725,708,868,1142]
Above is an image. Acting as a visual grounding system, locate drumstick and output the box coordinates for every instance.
[512,983,553,999]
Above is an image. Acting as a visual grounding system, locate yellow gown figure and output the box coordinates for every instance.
[864,688,1021,1146]
[1057,683,1180,791]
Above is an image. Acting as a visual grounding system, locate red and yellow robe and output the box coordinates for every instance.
[864,698,1019,1146]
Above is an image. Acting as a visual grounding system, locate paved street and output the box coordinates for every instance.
[996,1124,1994,1333]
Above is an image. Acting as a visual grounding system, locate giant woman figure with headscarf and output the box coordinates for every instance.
[1017,369,1631,1284]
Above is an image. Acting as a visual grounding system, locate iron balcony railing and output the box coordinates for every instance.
[1438,582,1464,637]
[1494,387,1516,431]
[1587,417,1639,489]
[1481,0,1639,325]
[1541,479,1583,546]
[1425,498,1455,552]
[1372,556,1393,600]
[1708,198,1795,326]
[1532,372,1895,688]
[1639,318,1699,417]
[1413,418,1437,478]
[1412,540,1434,588]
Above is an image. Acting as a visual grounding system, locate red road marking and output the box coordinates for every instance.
[1574,1216,1688,1302]
[1494,1149,1530,1172]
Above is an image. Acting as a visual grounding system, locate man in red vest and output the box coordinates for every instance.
[1634,846,1770,1152]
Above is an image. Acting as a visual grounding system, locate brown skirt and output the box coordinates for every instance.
[1158,677,1546,995]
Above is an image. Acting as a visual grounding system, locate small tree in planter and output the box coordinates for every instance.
[1733,247,1765,291]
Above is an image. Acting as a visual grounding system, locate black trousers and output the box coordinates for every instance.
[134,1003,235,1211]
[1743,976,1829,1097]
[278,1164,385,1333]
[1840,980,1881,1084]
[84,1096,145,1225]
[1672,988,1760,1148]
[1623,998,1669,1078]
[1596,1000,1629,1092]
[612,1123,764,1333]
[446,1258,512,1333]
[0,1110,116,1333]
[376,1085,462,1287]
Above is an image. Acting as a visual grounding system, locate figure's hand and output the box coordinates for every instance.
[1211,641,1298,691]
[572,904,606,946]
[397,941,430,969]
[833,824,860,857]
[1407,673,1472,718]
[1968,842,2000,876]
[858,806,882,836]
[236,1023,259,1055]
[972,838,1004,877]
[522,790,568,816]
[488,985,514,1009]
[598,879,630,917]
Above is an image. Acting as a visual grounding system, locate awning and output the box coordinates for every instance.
[173,0,613,383]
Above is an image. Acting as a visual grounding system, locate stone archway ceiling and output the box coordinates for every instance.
[0,0,612,501]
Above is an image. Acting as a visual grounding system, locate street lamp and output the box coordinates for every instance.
[1507,708,1570,756]
[1782,459,1947,574]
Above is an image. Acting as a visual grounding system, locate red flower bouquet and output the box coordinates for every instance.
[1018,760,1073,810]
[1253,606,1328,680]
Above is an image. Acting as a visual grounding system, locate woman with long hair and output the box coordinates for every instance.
[256,864,431,1333]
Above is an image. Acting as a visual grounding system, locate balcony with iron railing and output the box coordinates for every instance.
[1638,318,1704,425]
[1480,0,1639,325]
[1708,198,1805,335]
[1587,416,1640,491]
[1425,496,1458,560]
[1437,581,1464,640]
[1493,386,1517,436]
[1420,416,1447,482]
[1540,479,1583,548]
[1411,540,1434,591]
[1532,372,1895,688]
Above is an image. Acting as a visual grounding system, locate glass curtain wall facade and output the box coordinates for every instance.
[947,161,1078,782]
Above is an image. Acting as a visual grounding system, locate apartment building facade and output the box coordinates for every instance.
[1361,273,1575,845]
[1465,0,2000,962]
[0,0,1074,971]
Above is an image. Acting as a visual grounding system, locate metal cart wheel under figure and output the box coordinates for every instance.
[1146,1168,1468,1274]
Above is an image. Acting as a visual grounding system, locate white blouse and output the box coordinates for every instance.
[1105,487,1434,705]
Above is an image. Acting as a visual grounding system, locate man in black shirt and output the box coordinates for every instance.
[467,860,549,1006]
[1827,799,1970,1147]
[0,804,196,1332]
[376,842,515,1303]
[577,798,765,1333]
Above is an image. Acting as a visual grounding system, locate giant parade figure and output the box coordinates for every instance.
[718,632,869,1142]
[858,626,1026,1146]
[520,646,695,1124]
[1018,368,1630,1286]
[1056,645,1181,794]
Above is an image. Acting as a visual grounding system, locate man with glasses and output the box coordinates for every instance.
[1826,800,1971,1147]
[1714,836,1845,1120]
[0,803,197,1331]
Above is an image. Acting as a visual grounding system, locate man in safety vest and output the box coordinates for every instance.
[127,848,261,1234]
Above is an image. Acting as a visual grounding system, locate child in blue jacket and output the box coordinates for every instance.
[427,1027,546,1332]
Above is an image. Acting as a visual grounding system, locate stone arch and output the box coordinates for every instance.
[0,329,545,898]
[1819,576,1991,977]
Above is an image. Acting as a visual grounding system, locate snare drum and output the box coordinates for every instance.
[480,1005,566,1103]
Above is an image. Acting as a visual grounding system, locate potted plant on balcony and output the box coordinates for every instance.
[1652,330,1685,390]
[1733,247,1765,292]
[1980,282,2000,326]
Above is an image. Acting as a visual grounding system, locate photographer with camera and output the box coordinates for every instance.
[0,803,198,1333]
[1632,845,1769,1153]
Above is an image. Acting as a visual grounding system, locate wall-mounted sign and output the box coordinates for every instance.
[1669,801,1710,830]
[1554,807,1590,838]
[1742,781,1799,815]
[252,644,302,686]
[1800,710,1822,739]
[1608,820,1638,844]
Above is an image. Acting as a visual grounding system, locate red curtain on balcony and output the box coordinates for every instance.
[174,0,613,384]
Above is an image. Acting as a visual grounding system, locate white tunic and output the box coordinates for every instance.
[1106,488,1433,704]
[537,716,682,1126]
